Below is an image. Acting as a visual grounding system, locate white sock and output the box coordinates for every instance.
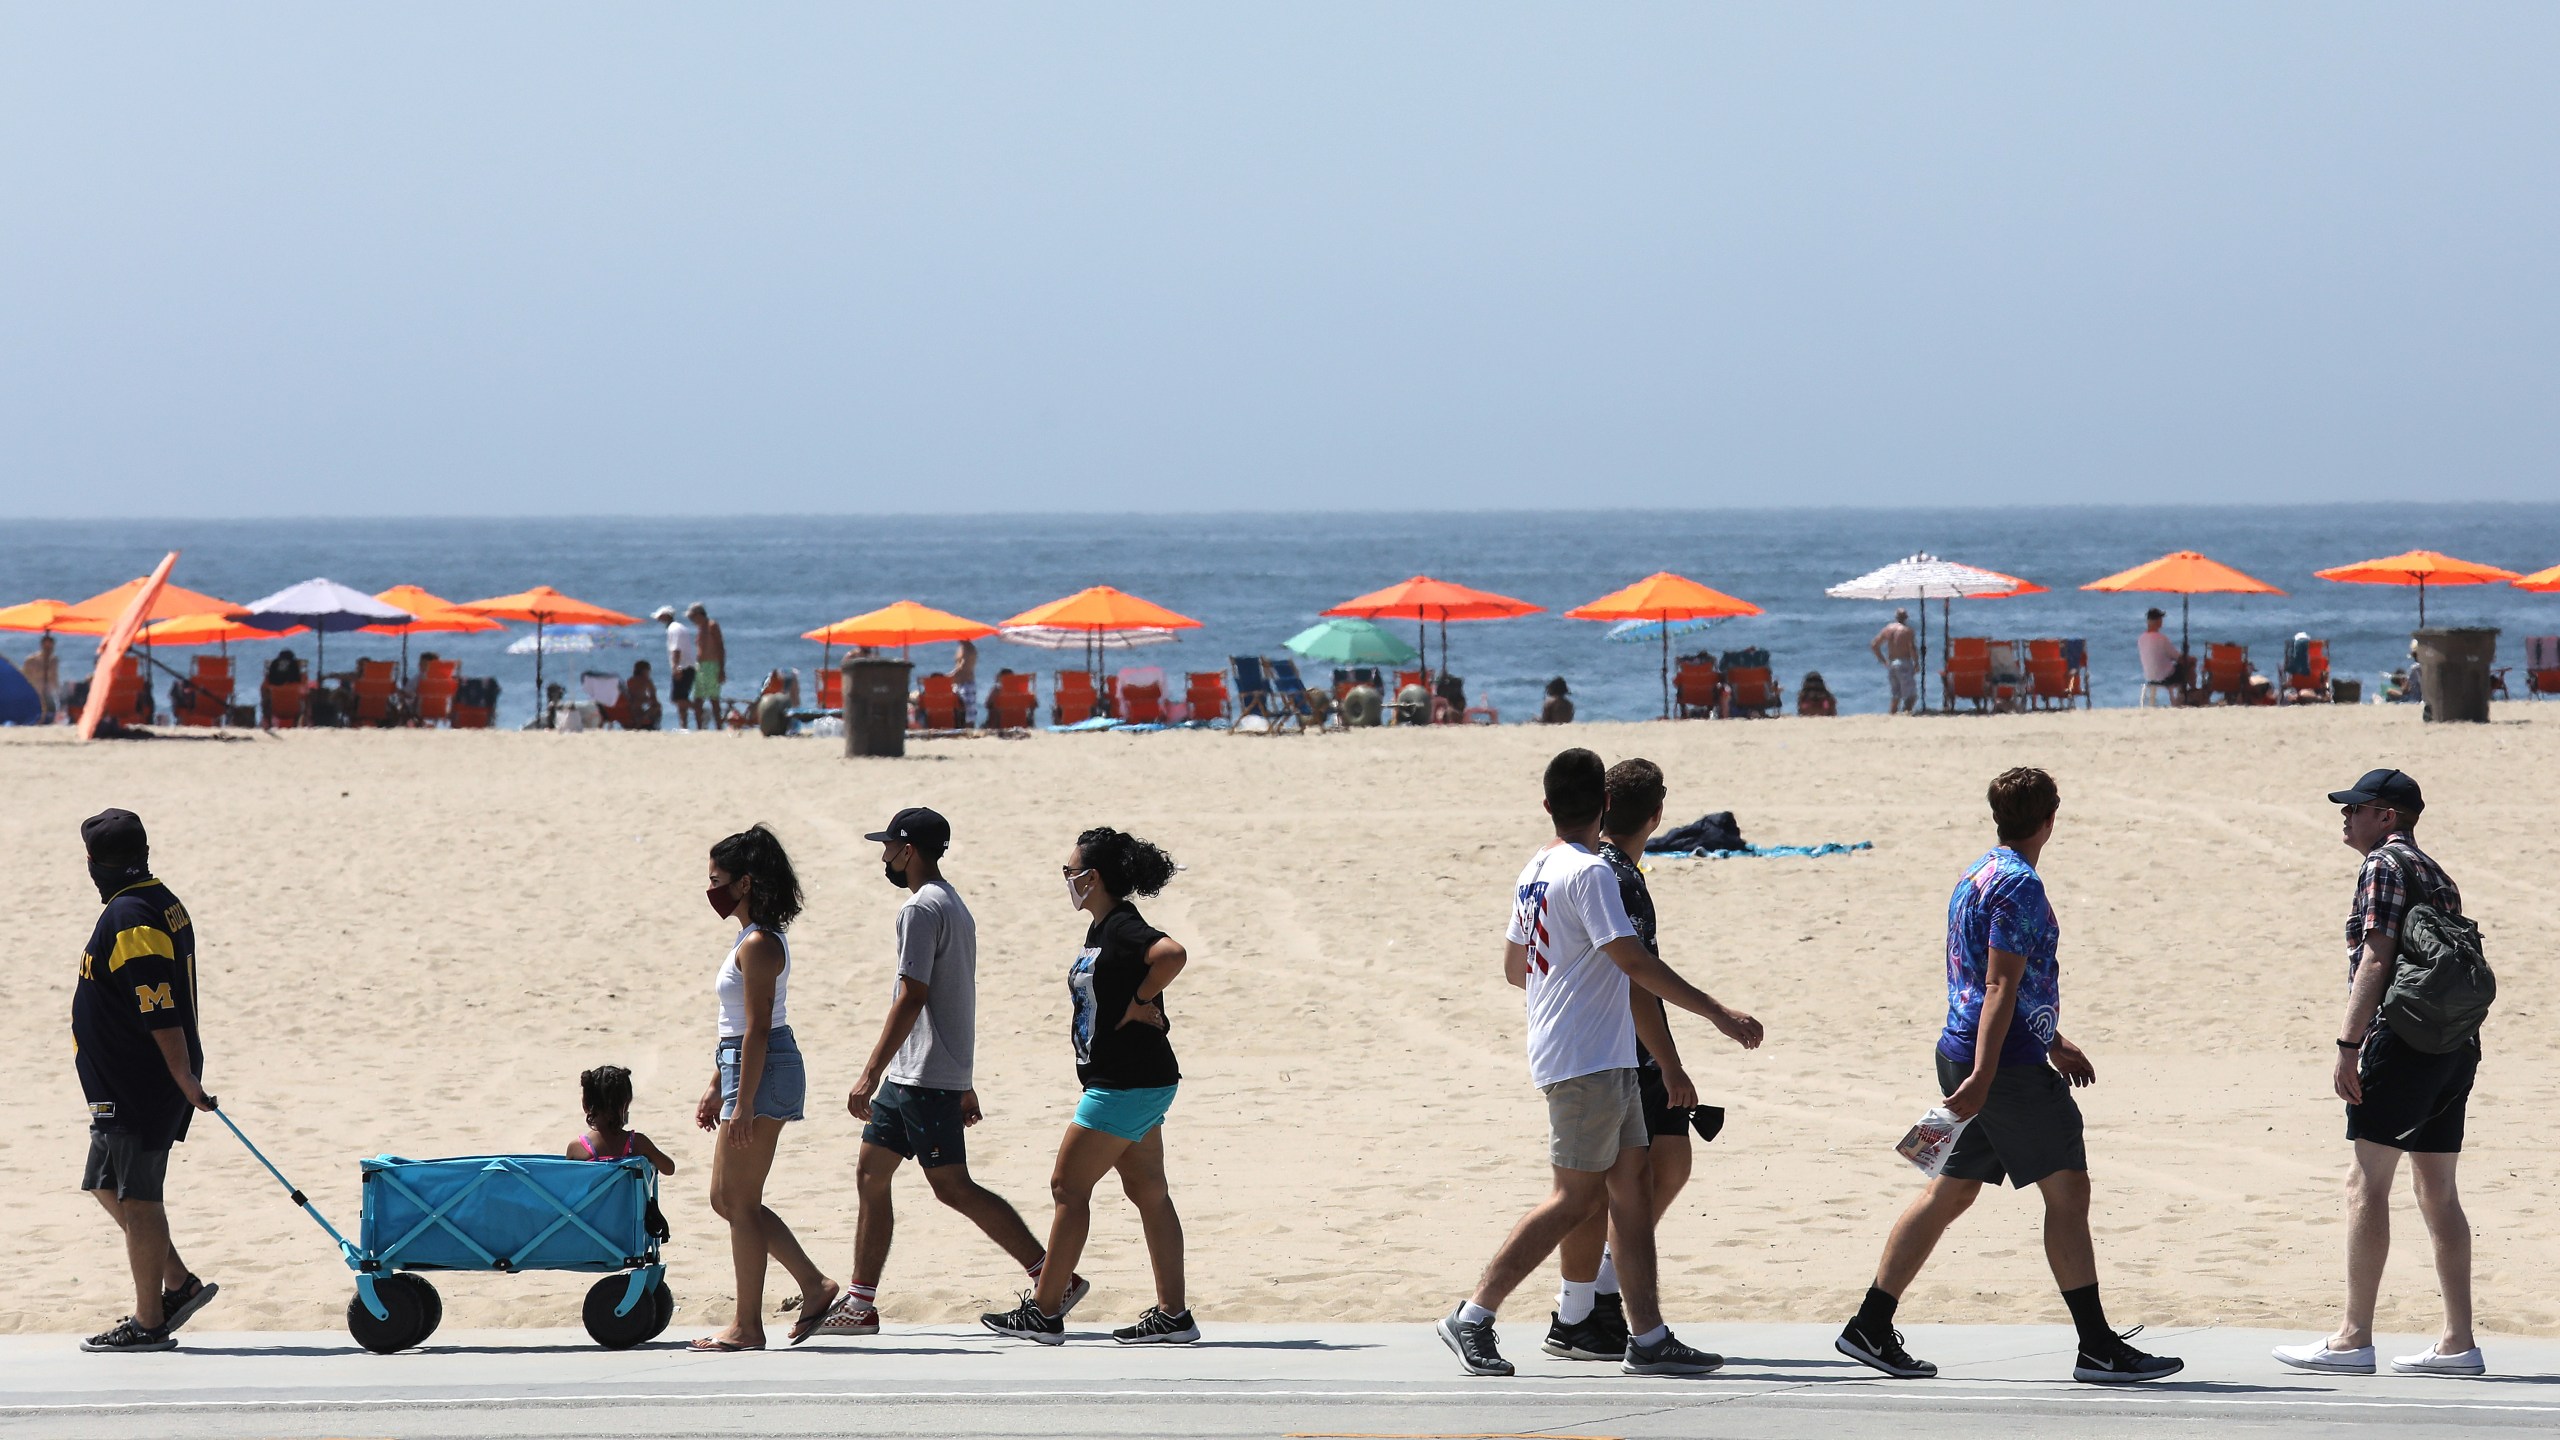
[1458,1301,1496,1326]
[1633,1322,1669,1348]
[1596,1246,1619,1295]
[1558,1278,1597,1325]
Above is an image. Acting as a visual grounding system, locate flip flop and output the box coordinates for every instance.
[688,1335,765,1352]
[788,1285,844,1346]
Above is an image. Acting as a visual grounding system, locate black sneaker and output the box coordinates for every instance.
[979,1292,1065,1346]
[1622,1328,1724,1376]
[159,1276,219,1334]
[1589,1290,1628,1349]
[1111,1306,1200,1344]
[1836,1320,1937,1379]
[81,1317,176,1353]
[1543,1308,1626,1361]
[1437,1305,1514,1377]
[2074,1327,2183,1385]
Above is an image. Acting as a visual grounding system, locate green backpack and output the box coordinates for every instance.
[2377,843,2495,1054]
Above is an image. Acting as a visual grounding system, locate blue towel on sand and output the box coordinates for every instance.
[1652,841,1873,860]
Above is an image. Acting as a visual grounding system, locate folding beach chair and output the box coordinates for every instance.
[1228,656,1283,732]
[2281,638,2332,704]
[1118,665,1166,725]
[816,667,844,713]
[2527,637,2560,698]
[2204,643,2251,704]
[451,676,498,729]
[1267,658,1319,732]
[1183,671,1228,724]
[414,659,460,725]
[916,673,965,730]
[1673,658,1721,718]
[175,656,233,726]
[353,659,400,726]
[1724,666,1783,718]
[1053,671,1098,726]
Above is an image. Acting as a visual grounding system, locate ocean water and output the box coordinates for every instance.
[5,506,2556,729]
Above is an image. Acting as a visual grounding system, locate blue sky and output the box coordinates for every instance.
[3,4,2554,516]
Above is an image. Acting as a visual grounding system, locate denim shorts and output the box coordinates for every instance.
[1071,1083,1178,1141]
[717,1025,807,1123]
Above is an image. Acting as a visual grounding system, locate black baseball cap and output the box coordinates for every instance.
[2328,768,2423,814]
[864,806,950,855]
[81,808,148,863]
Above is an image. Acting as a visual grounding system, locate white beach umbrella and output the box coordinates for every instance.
[1827,554,2020,710]
[998,625,1179,650]
[505,625,631,656]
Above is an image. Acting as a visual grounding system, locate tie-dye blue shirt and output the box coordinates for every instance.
[1936,848,2061,1067]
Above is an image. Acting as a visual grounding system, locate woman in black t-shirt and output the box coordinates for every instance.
[981,826,1199,1346]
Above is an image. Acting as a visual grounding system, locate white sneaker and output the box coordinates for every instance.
[2390,1346,2485,1376]
[2273,1340,2376,1374]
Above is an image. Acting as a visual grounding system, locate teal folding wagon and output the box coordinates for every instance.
[336,1153,673,1353]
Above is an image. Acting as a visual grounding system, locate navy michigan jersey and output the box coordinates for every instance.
[72,878,203,1141]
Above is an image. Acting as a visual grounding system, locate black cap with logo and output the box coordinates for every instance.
[2327,768,2424,815]
[864,806,951,856]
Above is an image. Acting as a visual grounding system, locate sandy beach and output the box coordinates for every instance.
[4,706,2555,1341]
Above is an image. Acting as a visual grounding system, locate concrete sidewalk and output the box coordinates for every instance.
[6,1322,2558,1438]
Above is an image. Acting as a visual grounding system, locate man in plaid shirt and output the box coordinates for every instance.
[2275,768,2483,1379]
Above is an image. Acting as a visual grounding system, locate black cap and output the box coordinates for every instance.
[82,809,148,863]
[2328,768,2424,814]
[864,806,950,855]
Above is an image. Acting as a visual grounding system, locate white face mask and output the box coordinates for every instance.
[1066,871,1094,909]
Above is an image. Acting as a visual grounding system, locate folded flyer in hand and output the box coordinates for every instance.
[1896,1105,1969,1177]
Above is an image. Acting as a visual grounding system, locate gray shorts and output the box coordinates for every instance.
[1934,1051,2087,1188]
[1543,1067,1648,1172]
[84,1130,172,1204]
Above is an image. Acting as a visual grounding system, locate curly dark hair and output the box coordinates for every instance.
[581,1065,634,1129]
[710,823,804,930]
[1073,826,1177,898]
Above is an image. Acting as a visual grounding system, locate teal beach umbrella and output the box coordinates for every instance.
[1283,618,1420,666]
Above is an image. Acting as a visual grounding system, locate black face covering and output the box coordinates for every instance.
[883,857,907,888]
[90,858,146,902]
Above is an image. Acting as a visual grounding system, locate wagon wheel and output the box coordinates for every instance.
[346,1274,436,1354]
[583,1273,664,1349]
[409,1275,444,1347]
[644,1282,676,1343]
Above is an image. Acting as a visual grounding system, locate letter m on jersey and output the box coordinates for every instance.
[134,982,175,1013]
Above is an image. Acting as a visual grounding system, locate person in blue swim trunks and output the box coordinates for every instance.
[982,826,1198,1347]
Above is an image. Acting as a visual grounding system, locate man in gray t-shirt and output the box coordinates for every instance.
[817,808,1083,1338]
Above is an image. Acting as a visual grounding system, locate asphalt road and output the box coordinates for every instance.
[7,1322,2558,1439]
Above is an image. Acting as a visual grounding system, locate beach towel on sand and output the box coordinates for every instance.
[1653,841,1873,860]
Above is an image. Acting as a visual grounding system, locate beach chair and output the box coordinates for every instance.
[100,656,150,723]
[1228,656,1282,731]
[2204,643,2251,704]
[261,680,306,728]
[1053,671,1098,726]
[1182,671,1228,725]
[2021,656,2072,710]
[1266,658,1318,732]
[451,676,498,729]
[412,659,460,726]
[2525,637,2560,698]
[982,671,1034,728]
[2280,638,2332,704]
[174,656,233,727]
[1117,665,1166,725]
[1943,661,1992,712]
[1674,659,1721,718]
[817,667,844,713]
[1723,667,1782,718]
[353,659,400,727]
[915,673,964,730]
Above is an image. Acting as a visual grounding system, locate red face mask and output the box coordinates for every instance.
[707,882,741,919]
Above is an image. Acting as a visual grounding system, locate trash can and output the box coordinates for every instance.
[2413,628,2498,724]
[844,658,912,757]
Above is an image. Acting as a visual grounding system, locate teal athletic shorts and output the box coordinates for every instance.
[1071,1083,1178,1141]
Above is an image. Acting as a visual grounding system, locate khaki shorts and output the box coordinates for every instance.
[1543,1067,1648,1172]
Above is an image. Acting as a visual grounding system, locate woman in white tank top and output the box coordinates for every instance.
[692,824,839,1349]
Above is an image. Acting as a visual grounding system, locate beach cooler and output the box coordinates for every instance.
[216,1110,672,1356]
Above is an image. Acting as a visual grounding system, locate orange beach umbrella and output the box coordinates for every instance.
[364,585,506,637]
[59,577,242,636]
[805,600,996,667]
[1566,572,1762,719]
[455,586,639,705]
[140,612,306,647]
[1324,575,1542,680]
[2083,550,2284,654]
[2313,550,2519,627]
[0,599,82,635]
[1000,586,1200,676]
[2514,563,2560,593]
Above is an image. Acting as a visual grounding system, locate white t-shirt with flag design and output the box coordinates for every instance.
[1506,841,1640,1088]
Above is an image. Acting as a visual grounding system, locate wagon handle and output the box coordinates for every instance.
[213,1105,359,1259]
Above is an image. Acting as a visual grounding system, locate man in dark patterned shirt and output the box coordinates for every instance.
[2276,768,2483,1378]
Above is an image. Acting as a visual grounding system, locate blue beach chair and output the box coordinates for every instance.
[1267,658,1319,732]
